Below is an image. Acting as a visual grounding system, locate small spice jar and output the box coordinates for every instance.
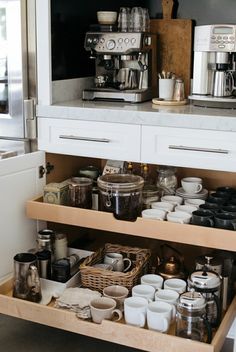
[68,177,93,209]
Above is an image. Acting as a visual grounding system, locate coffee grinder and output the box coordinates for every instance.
[189,24,236,108]
[82,32,157,103]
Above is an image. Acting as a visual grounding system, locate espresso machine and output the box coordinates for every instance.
[189,24,236,108]
[82,32,156,103]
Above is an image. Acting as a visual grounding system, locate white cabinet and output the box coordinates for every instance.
[0,151,45,282]
[141,126,236,172]
[38,118,141,162]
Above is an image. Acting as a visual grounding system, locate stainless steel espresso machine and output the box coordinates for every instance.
[82,32,156,103]
[189,24,236,108]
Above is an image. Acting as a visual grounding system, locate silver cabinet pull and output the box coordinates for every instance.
[59,135,110,143]
[168,145,229,154]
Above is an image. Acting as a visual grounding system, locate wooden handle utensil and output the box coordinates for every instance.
[162,0,174,19]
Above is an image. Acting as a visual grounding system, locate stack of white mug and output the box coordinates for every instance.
[124,274,186,332]
[142,177,206,224]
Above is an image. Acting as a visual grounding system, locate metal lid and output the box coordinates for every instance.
[178,291,206,311]
[97,174,144,191]
[68,177,93,187]
[189,270,221,290]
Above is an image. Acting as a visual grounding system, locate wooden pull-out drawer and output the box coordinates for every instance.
[141,126,236,172]
[0,277,235,352]
[38,118,141,162]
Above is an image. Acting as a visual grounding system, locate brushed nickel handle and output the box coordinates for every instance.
[168,145,229,154]
[59,135,110,143]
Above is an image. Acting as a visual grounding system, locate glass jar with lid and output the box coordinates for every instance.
[156,166,177,196]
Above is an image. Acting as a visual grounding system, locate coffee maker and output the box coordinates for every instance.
[82,32,156,103]
[189,24,236,108]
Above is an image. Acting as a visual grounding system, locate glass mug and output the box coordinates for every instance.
[13,253,42,303]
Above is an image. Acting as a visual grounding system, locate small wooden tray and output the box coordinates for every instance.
[152,98,188,106]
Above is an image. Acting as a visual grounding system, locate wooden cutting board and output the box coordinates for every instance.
[150,18,193,97]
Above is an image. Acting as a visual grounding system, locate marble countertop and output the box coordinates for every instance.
[36,99,236,132]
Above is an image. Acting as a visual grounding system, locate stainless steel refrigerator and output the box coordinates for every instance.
[0,0,45,282]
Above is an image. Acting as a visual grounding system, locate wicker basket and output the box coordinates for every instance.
[79,243,151,293]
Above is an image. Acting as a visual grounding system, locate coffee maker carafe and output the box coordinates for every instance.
[212,52,235,97]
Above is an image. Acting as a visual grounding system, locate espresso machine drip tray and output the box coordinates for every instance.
[83,88,152,103]
[189,94,236,109]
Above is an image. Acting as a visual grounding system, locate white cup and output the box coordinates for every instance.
[103,285,129,312]
[141,274,164,290]
[124,296,148,327]
[155,289,179,321]
[167,211,192,224]
[164,278,187,294]
[151,201,174,212]
[132,284,155,302]
[181,177,203,194]
[159,79,175,100]
[147,301,172,332]
[104,252,132,272]
[184,198,205,208]
[175,204,198,215]
[90,297,123,324]
[161,195,183,207]
[142,208,167,220]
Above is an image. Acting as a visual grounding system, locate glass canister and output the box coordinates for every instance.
[142,184,159,209]
[176,291,212,343]
[156,166,177,196]
[68,177,93,209]
[97,174,144,221]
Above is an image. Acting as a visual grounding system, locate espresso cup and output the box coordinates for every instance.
[104,252,132,272]
[181,177,203,194]
[191,209,214,227]
[132,284,155,302]
[147,301,172,332]
[214,212,236,230]
[184,198,205,208]
[199,202,222,214]
[90,297,122,324]
[221,204,236,216]
[142,208,167,221]
[167,211,192,224]
[155,289,179,321]
[151,201,174,212]
[141,274,164,290]
[207,193,228,205]
[161,195,183,207]
[124,296,148,327]
[164,278,187,294]
[103,285,129,311]
[175,204,198,215]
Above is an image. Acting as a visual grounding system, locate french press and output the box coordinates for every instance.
[188,269,222,327]
[176,290,212,343]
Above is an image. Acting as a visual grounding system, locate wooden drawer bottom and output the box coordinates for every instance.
[0,279,235,352]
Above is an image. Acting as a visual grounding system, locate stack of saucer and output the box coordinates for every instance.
[176,187,208,200]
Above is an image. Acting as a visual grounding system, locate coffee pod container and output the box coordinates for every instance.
[188,269,222,327]
[176,290,212,343]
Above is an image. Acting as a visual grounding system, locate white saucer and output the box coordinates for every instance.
[176,187,208,199]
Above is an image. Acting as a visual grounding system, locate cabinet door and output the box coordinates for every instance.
[0,151,45,282]
[141,126,236,172]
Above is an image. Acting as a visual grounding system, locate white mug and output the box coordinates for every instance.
[167,211,192,224]
[142,208,167,221]
[155,289,179,321]
[184,198,205,208]
[141,274,164,290]
[164,278,187,294]
[104,252,132,272]
[147,301,172,332]
[103,285,129,311]
[132,284,155,302]
[124,296,148,327]
[175,204,198,215]
[181,177,203,194]
[161,195,183,207]
[151,201,174,212]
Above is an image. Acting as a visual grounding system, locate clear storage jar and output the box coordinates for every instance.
[97,174,144,221]
[156,166,177,196]
[68,177,93,209]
